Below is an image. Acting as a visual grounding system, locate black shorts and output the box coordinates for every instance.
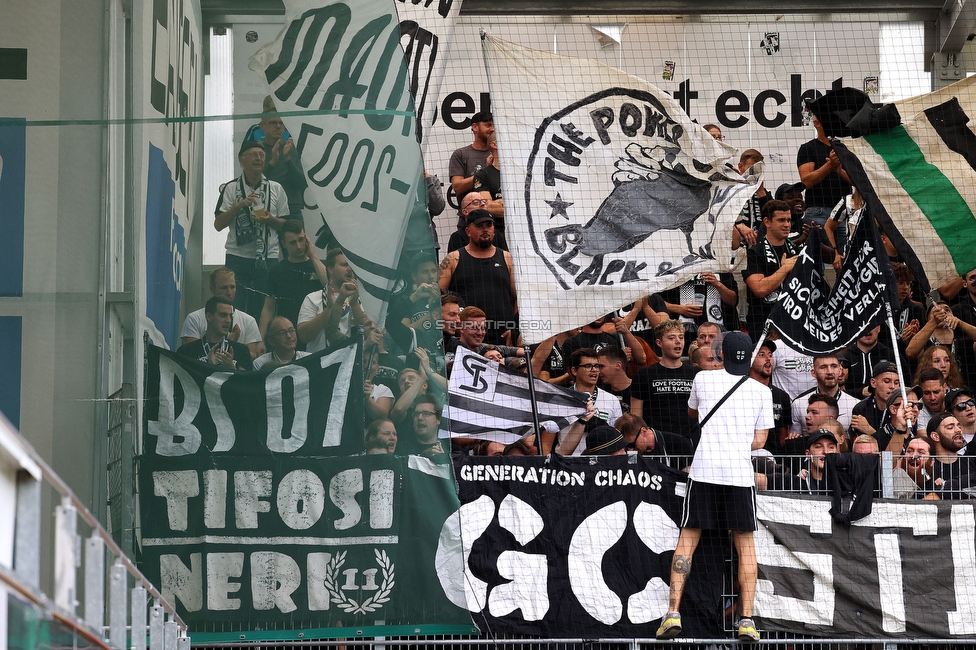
[680,479,757,532]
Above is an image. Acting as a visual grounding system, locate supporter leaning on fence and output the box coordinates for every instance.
[656,332,771,643]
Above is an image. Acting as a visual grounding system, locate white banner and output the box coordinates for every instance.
[394,0,463,155]
[250,0,425,322]
[482,35,757,342]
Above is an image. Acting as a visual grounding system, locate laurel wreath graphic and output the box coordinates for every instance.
[324,549,395,614]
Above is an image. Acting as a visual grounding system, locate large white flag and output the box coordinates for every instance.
[250,0,424,322]
[482,35,756,343]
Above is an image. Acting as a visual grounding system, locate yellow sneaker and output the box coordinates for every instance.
[655,611,682,639]
[738,617,760,642]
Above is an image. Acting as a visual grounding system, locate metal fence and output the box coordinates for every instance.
[1,412,189,650]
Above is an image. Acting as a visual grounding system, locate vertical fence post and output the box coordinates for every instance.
[85,533,105,631]
[110,561,128,649]
[54,496,79,613]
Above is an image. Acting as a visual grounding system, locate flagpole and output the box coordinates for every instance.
[522,344,545,455]
[883,302,911,420]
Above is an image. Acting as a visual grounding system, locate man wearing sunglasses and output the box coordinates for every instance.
[948,388,976,457]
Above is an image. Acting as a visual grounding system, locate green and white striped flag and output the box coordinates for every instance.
[837,75,976,290]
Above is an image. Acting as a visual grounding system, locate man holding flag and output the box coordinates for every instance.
[743,200,799,342]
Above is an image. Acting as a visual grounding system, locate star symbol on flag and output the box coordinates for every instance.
[546,193,573,219]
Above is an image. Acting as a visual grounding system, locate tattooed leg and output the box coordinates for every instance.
[668,528,702,613]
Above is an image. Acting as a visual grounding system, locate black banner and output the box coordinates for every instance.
[139,344,475,637]
[756,494,976,638]
[449,455,976,640]
[145,342,365,458]
[449,454,727,638]
[765,214,899,355]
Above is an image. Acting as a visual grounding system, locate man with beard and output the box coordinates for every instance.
[748,340,792,455]
[439,209,517,345]
[892,436,937,498]
[177,297,254,371]
[790,354,860,434]
[928,413,974,498]
[559,348,623,456]
[631,320,700,443]
[297,248,369,353]
[444,306,523,364]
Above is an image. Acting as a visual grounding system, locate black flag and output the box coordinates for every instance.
[765,213,900,355]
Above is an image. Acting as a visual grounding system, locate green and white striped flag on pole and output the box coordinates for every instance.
[837,75,976,290]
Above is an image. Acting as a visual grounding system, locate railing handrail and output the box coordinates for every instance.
[0,410,185,629]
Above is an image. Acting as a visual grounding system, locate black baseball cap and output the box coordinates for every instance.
[806,429,837,449]
[872,360,898,378]
[774,182,805,200]
[471,111,493,124]
[927,411,956,435]
[722,331,753,376]
[947,387,974,408]
[465,208,494,226]
[759,339,777,353]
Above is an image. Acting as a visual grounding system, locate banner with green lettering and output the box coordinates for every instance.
[138,344,475,640]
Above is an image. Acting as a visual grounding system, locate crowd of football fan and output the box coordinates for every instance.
[177,97,976,497]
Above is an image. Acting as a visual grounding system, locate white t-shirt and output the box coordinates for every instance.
[252,350,310,370]
[216,174,287,259]
[789,387,859,435]
[688,370,774,487]
[180,308,262,345]
[771,346,817,401]
[297,289,363,353]
[570,385,623,456]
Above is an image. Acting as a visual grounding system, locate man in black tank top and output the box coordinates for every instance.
[438,209,518,345]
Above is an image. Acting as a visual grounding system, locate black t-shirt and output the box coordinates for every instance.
[598,380,633,416]
[953,295,976,389]
[267,258,324,329]
[796,138,852,208]
[541,344,567,378]
[743,238,797,338]
[176,339,254,372]
[631,362,700,440]
[770,383,792,436]
[472,166,502,200]
[561,331,621,361]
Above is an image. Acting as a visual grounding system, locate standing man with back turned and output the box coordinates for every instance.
[656,332,772,642]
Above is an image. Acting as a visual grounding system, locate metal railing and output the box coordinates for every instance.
[0,412,189,650]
